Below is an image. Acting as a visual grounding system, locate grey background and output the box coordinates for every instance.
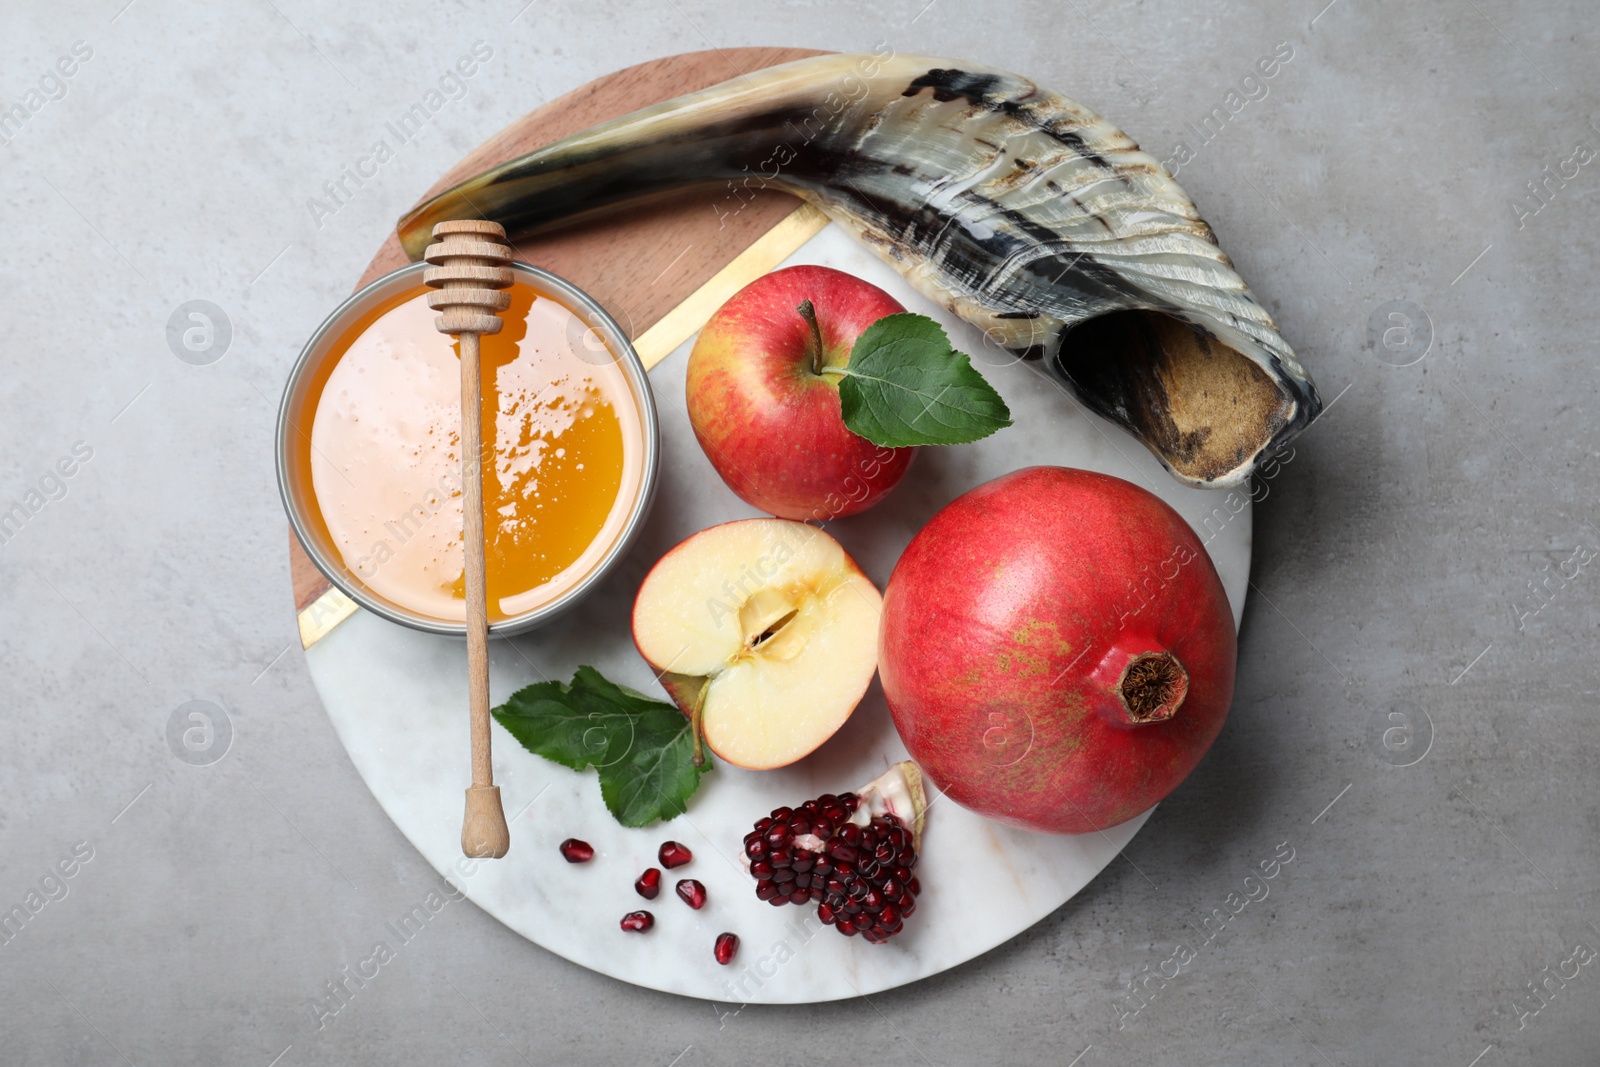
[1,0,1594,1064]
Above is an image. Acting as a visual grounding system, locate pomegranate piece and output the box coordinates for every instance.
[635,867,662,899]
[714,932,740,965]
[559,838,594,863]
[675,879,707,910]
[658,841,693,869]
[620,910,654,933]
[741,762,927,944]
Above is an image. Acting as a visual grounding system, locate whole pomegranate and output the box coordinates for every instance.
[879,467,1236,833]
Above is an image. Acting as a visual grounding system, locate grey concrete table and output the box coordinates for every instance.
[1,1,1595,1064]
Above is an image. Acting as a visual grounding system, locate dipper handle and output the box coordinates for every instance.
[423,220,514,860]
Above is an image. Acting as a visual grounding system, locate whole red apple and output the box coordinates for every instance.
[879,467,1237,834]
[686,265,915,520]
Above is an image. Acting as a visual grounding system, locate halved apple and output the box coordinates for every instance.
[631,518,882,770]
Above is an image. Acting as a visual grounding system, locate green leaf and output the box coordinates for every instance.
[492,666,711,827]
[834,313,1013,447]
[490,680,611,771]
[598,717,703,827]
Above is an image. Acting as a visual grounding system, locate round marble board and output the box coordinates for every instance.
[300,219,1253,1004]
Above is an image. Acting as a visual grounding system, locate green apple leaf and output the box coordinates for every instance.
[833,312,1012,447]
[597,716,703,827]
[492,666,711,828]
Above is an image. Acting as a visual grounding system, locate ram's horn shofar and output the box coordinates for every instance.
[398,52,1321,488]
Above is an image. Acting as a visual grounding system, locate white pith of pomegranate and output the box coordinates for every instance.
[741,762,928,944]
[847,762,926,848]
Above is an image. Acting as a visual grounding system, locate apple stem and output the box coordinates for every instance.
[689,683,709,769]
[796,299,826,376]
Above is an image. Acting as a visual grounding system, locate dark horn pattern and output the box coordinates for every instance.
[398,53,1321,488]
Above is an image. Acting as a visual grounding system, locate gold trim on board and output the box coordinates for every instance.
[298,586,359,649]
[296,202,832,650]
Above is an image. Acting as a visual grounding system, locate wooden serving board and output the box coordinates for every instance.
[289,46,826,623]
[284,47,1255,1003]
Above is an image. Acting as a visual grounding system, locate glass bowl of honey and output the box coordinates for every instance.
[277,261,659,636]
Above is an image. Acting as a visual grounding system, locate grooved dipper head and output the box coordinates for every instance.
[422,219,515,336]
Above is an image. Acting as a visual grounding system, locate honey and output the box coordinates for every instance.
[298,279,647,623]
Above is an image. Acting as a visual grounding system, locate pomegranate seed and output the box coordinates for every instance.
[676,879,707,909]
[714,932,740,965]
[659,841,693,869]
[620,910,654,932]
[559,838,594,863]
[635,868,661,899]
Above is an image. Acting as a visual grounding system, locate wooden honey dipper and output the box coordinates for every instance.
[424,219,514,859]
